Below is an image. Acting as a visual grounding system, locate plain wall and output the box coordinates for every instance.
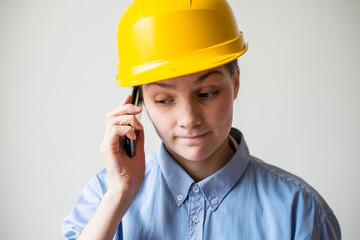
[1,0,359,239]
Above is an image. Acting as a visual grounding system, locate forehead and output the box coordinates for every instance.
[144,66,228,90]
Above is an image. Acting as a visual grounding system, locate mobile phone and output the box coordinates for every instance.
[125,86,141,157]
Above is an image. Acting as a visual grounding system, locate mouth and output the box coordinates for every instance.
[177,131,210,143]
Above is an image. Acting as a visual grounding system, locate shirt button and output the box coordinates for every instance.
[211,198,218,205]
[177,194,183,201]
[192,216,200,223]
[192,186,199,193]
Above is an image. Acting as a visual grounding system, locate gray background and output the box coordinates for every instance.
[1,0,359,239]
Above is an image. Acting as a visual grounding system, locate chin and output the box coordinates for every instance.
[175,146,214,162]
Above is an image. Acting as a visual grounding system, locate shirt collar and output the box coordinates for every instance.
[159,128,251,210]
[159,144,194,207]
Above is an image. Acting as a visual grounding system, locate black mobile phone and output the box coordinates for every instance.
[125,86,140,157]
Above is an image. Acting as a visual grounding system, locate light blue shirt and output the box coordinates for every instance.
[62,128,341,239]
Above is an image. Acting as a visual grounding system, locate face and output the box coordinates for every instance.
[142,65,239,162]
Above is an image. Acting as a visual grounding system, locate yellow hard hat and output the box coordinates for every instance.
[116,0,248,87]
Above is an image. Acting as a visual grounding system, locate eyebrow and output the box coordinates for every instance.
[145,70,224,89]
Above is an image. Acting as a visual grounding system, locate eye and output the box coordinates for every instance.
[154,99,173,105]
[198,91,219,99]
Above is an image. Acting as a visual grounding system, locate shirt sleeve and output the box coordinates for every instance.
[314,210,341,240]
[291,190,341,240]
[61,169,113,239]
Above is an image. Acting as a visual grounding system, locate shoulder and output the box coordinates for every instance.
[248,157,315,191]
[245,156,341,238]
[246,156,335,217]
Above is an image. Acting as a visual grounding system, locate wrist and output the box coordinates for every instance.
[106,185,137,208]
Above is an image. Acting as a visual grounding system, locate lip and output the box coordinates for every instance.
[177,131,210,142]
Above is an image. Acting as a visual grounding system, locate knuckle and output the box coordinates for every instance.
[130,115,137,123]
[124,125,131,132]
[123,115,134,125]
[118,118,127,126]
[109,125,118,135]
[108,117,116,126]
[106,111,113,118]
[125,126,133,135]
[126,104,136,114]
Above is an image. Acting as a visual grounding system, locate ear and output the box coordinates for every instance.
[233,66,240,99]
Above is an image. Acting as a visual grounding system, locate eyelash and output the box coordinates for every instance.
[198,91,219,99]
[154,91,219,105]
[154,99,173,105]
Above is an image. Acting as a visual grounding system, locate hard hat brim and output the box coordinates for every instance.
[116,32,248,87]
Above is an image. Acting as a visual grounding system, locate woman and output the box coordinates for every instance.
[62,0,341,239]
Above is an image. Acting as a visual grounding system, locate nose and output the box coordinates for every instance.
[177,99,202,129]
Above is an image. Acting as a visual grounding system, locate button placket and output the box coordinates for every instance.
[186,185,204,240]
[192,215,200,223]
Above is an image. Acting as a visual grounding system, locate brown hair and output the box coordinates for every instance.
[224,59,238,76]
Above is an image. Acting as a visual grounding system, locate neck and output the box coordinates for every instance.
[166,137,235,182]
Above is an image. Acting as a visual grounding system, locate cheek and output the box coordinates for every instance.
[144,102,173,136]
[207,95,234,125]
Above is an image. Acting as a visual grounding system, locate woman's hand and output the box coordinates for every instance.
[100,95,145,200]
[77,96,145,240]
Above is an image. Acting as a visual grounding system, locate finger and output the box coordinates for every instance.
[118,95,131,107]
[108,115,143,131]
[104,125,136,152]
[107,104,143,120]
[109,125,137,143]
